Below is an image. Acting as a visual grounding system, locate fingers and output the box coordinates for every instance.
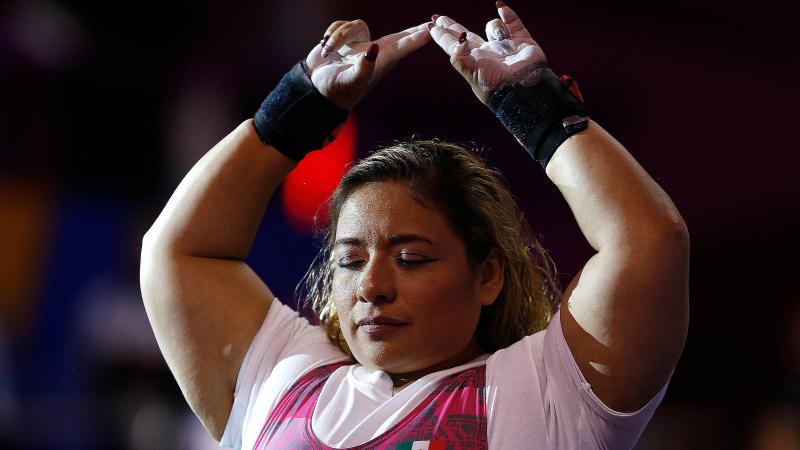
[430,20,476,77]
[322,20,348,41]
[322,19,371,58]
[429,17,482,56]
[497,2,532,40]
[317,20,346,58]
[432,15,485,47]
[375,22,431,61]
[429,24,460,55]
[342,44,380,84]
[485,18,511,41]
[336,43,379,94]
[449,32,475,74]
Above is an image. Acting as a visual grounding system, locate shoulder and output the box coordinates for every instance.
[221,298,350,449]
[485,312,671,449]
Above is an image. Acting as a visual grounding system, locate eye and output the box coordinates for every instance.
[395,253,435,267]
[336,255,365,269]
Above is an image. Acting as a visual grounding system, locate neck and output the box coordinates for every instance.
[387,339,486,387]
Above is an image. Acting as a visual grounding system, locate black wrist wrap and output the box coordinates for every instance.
[488,66,589,169]
[253,60,349,161]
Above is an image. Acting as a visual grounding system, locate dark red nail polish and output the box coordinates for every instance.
[458,31,467,44]
[431,14,440,21]
[321,34,330,45]
[496,1,506,8]
[366,43,379,62]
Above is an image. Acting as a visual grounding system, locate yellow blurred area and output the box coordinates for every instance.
[0,178,53,336]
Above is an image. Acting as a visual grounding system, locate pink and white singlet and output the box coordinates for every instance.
[253,362,488,449]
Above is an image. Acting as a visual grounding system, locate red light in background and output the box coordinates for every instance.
[281,117,357,233]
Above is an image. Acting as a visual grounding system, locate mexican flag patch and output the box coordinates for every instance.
[395,440,446,450]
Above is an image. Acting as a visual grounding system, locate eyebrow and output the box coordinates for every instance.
[334,234,434,248]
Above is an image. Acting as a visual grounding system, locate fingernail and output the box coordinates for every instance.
[458,31,467,44]
[426,22,434,30]
[431,14,440,21]
[320,34,330,46]
[321,44,333,58]
[494,28,508,39]
[496,1,506,8]
[365,43,379,62]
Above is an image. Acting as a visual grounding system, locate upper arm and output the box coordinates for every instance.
[139,244,273,439]
[559,223,690,412]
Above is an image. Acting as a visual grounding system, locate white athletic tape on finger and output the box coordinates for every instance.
[486,21,511,41]
[338,44,354,55]
[498,8,531,39]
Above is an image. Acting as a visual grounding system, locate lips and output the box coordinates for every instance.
[356,316,408,326]
[356,316,408,339]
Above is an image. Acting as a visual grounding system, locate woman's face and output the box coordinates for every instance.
[332,180,500,375]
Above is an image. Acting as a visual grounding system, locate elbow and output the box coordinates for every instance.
[652,215,689,250]
[139,228,170,306]
[661,216,690,255]
[640,221,690,274]
[629,214,690,255]
[140,226,176,268]
[140,225,162,254]
[139,240,157,308]
[611,218,690,288]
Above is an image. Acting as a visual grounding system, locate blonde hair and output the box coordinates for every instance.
[296,140,561,357]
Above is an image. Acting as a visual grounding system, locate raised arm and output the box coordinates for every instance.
[140,123,294,438]
[429,4,688,412]
[140,19,431,439]
[546,122,689,412]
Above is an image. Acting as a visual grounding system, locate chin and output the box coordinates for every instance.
[352,342,424,373]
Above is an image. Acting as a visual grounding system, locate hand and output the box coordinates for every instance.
[305,19,431,109]
[428,3,547,105]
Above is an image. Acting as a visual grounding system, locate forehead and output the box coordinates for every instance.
[335,180,454,245]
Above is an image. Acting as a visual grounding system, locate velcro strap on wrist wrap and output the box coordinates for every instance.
[253,60,349,161]
[489,66,588,169]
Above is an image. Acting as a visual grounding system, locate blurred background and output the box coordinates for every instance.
[1,0,798,448]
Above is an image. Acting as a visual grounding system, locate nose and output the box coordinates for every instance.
[356,258,396,304]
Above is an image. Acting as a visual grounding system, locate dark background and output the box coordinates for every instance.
[1,0,798,448]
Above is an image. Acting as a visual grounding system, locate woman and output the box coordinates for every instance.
[140,3,689,449]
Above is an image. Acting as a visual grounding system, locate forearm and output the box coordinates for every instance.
[545,120,688,252]
[143,119,297,259]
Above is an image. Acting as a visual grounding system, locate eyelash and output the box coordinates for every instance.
[396,257,430,267]
[336,260,362,269]
[336,255,433,269]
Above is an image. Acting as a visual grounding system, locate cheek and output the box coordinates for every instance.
[331,271,356,320]
[408,269,480,316]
